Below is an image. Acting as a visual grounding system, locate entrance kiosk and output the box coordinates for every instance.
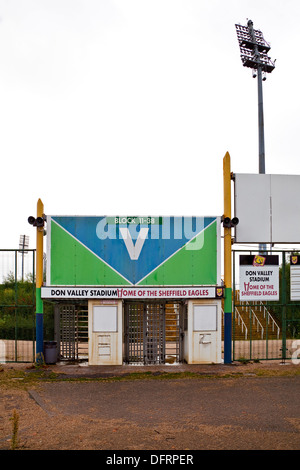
[42,215,223,365]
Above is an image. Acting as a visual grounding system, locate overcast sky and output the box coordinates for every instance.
[0,0,299,250]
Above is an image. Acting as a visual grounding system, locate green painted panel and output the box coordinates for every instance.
[139,221,217,285]
[50,221,130,285]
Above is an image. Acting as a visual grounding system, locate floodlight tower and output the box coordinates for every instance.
[235,20,275,251]
[235,20,275,173]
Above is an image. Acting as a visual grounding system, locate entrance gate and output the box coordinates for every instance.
[124,301,184,364]
[55,303,88,361]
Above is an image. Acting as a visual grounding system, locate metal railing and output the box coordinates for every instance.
[260,302,280,339]
[246,303,264,339]
[234,307,248,340]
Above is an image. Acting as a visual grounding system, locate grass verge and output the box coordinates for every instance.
[0,363,300,389]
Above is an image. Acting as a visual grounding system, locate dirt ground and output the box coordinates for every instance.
[0,360,299,452]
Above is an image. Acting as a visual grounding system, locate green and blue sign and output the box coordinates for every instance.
[46,216,220,287]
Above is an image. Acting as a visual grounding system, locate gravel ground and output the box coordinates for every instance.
[0,361,299,451]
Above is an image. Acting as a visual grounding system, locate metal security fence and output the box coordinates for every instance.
[0,249,36,362]
[232,250,300,362]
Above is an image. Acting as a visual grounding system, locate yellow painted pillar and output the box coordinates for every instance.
[36,198,44,363]
[223,152,232,363]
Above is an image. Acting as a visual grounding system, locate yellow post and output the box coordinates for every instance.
[223,152,232,288]
[36,199,44,289]
[36,198,44,362]
[223,152,232,363]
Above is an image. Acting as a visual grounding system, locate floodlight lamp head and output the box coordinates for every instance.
[28,215,46,227]
[222,216,232,228]
[222,216,239,228]
[36,217,44,227]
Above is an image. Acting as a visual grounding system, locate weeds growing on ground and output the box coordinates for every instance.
[10,409,20,450]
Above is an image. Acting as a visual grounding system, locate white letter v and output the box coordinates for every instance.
[119,227,149,260]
